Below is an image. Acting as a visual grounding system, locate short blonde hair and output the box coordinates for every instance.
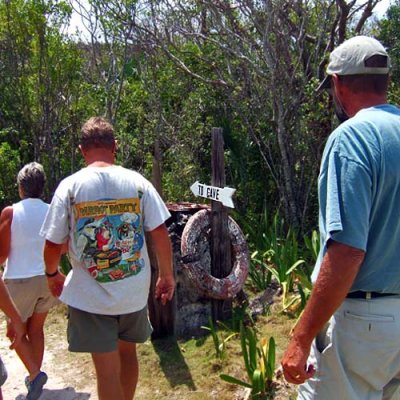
[17,162,46,198]
[80,117,115,150]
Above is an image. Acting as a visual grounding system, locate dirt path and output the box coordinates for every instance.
[0,308,98,400]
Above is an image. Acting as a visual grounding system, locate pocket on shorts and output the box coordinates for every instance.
[310,320,334,372]
[315,322,333,355]
[339,308,398,381]
[344,310,394,323]
[305,323,334,386]
[343,309,396,346]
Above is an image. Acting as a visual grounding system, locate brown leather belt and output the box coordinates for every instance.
[347,291,398,299]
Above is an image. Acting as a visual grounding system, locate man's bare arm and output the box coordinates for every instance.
[148,224,175,305]
[44,240,66,297]
[281,240,365,383]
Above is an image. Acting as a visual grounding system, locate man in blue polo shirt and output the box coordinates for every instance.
[281,36,400,399]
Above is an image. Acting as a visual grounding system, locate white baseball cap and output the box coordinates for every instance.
[318,35,390,90]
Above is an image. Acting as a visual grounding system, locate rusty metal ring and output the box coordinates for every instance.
[180,209,249,300]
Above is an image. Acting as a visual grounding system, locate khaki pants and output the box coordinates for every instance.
[299,297,400,400]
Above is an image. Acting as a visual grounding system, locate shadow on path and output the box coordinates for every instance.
[14,386,91,400]
[152,338,196,391]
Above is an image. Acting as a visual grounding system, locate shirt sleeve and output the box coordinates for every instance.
[40,192,70,244]
[326,151,372,251]
[141,182,171,231]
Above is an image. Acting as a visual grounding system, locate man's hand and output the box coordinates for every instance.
[148,223,175,305]
[44,240,66,297]
[281,241,364,385]
[47,272,66,297]
[7,316,24,350]
[155,274,175,305]
[281,336,315,384]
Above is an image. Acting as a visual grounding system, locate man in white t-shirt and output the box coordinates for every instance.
[40,116,175,400]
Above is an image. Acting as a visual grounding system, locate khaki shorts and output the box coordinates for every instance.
[4,276,60,322]
[299,297,400,400]
[67,306,153,353]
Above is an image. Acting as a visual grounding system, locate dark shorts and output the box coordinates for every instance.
[67,306,153,353]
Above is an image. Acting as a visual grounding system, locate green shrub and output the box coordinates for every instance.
[220,322,276,399]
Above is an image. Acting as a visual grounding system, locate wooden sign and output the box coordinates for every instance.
[190,181,236,208]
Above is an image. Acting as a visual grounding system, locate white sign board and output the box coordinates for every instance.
[190,181,236,208]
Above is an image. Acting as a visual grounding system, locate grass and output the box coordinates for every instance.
[44,305,96,392]
[136,302,297,400]
[25,298,298,400]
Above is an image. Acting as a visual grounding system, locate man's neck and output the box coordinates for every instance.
[86,161,115,167]
[82,147,115,167]
[347,94,387,117]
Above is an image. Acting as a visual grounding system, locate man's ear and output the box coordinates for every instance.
[331,74,340,90]
[79,144,86,157]
[332,74,345,99]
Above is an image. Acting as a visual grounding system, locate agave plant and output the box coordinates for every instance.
[201,317,238,360]
[283,230,318,317]
[220,323,276,399]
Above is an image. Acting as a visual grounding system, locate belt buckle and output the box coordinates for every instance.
[366,292,372,300]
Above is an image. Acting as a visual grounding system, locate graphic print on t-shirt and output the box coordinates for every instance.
[73,198,144,283]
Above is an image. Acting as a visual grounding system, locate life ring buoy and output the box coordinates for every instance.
[180,209,249,300]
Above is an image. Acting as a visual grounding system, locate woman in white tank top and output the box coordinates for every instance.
[0,162,60,400]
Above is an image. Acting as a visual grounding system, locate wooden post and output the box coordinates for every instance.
[152,138,163,198]
[211,128,232,321]
[148,146,175,339]
[147,232,176,339]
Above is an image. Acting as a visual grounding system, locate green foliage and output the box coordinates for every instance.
[282,270,312,318]
[282,230,318,317]
[242,208,316,318]
[379,1,400,85]
[244,210,309,303]
[249,253,272,292]
[241,208,274,291]
[378,2,400,108]
[0,0,388,236]
[220,323,276,399]
[303,230,320,264]
[0,141,20,207]
[59,253,72,276]
[0,0,84,197]
[201,317,238,360]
